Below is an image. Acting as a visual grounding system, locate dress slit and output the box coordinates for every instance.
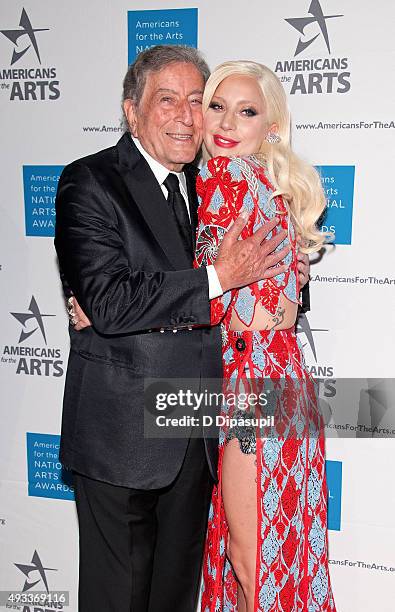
[200,330,336,611]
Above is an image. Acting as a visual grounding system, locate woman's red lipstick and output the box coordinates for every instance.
[213,134,240,148]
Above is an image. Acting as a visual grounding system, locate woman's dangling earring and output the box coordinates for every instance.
[265,131,281,144]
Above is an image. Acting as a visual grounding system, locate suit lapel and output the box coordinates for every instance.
[116,133,191,270]
[184,163,199,250]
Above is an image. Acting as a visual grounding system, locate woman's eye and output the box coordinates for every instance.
[242,108,257,117]
[209,102,223,111]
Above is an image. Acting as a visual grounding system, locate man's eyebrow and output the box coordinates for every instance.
[155,88,204,96]
[156,88,177,95]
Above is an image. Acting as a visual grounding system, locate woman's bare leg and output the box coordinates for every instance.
[237,584,248,612]
[222,439,257,612]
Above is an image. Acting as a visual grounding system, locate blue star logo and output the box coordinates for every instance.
[296,313,328,362]
[285,0,343,57]
[10,296,55,345]
[15,550,57,593]
[1,8,49,65]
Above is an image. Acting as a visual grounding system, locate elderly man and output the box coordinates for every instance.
[55,45,309,612]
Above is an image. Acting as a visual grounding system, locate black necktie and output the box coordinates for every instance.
[164,173,193,260]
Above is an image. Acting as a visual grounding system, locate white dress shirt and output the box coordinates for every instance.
[132,137,223,300]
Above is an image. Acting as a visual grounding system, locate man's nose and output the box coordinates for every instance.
[176,99,193,125]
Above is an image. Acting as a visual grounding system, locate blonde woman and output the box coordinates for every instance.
[194,61,336,611]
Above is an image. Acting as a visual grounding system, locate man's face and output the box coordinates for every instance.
[124,62,205,171]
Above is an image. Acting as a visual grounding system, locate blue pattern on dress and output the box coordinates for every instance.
[312,566,329,606]
[308,435,317,460]
[257,182,276,217]
[223,346,234,366]
[309,516,325,558]
[207,554,216,580]
[300,438,307,463]
[259,575,277,612]
[296,417,306,436]
[222,291,232,312]
[284,269,297,303]
[293,516,303,537]
[282,243,293,266]
[262,527,280,565]
[227,161,243,181]
[294,469,303,489]
[308,468,321,510]
[308,551,316,577]
[200,164,210,180]
[233,289,256,326]
[251,347,266,370]
[242,190,255,213]
[263,481,280,521]
[263,439,281,471]
[211,186,225,212]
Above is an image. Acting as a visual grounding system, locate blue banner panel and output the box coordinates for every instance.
[23,165,64,237]
[326,459,342,531]
[317,165,355,245]
[26,432,74,500]
[128,8,198,64]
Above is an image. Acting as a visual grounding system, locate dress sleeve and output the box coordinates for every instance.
[193,156,255,326]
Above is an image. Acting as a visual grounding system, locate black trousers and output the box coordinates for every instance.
[73,437,213,612]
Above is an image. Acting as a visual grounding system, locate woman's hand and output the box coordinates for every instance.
[67,297,91,331]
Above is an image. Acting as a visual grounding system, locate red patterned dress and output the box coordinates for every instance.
[194,156,336,611]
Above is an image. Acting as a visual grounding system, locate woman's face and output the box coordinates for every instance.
[203,74,271,158]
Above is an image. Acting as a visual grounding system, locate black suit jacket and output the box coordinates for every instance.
[55,133,222,489]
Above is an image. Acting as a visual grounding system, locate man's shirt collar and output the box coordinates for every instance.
[132,136,186,192]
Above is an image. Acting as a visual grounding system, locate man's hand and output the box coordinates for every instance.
[297,251,310,289]
[67,297,91,331]
[214,214,291,293]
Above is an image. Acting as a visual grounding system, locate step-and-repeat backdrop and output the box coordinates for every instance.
[1,1,394,610]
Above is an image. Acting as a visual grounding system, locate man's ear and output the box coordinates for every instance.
[123,99,138,136]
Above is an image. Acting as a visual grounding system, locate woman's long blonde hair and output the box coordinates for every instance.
[202,60,327,252]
